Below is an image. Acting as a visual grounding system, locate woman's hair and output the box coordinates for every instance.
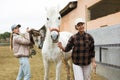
[10,32,13,50]
[75,25,78,30]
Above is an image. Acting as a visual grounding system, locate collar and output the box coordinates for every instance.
[76,32,85,37]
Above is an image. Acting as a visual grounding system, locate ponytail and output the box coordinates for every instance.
[10,32,13,50]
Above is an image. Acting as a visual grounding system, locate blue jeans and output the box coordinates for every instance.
[16,57,31,80]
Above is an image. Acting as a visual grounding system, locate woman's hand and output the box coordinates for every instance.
[57,42,62,48]
[26,27,34,33]
[92,61,97,74]
[92,62,97,68]
[57,42,65,51]
[91,58,97,73]
[26,27,30,32]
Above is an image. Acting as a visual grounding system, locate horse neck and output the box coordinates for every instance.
[44,28,55,46]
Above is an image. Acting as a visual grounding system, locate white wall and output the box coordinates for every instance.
[88,24,120,80]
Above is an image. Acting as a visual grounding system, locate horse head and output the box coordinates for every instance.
[29,26,46,49]
[45,6,61,43]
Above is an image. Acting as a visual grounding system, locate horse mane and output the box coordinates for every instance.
[29,33,35,46]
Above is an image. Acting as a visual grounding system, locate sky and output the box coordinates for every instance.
[0,0,76,33]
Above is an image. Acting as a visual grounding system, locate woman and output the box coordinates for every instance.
[10,24,31,80]
[58,18,97,80]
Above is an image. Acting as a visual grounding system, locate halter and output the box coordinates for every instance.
[49,28,60,43]
[50,28,60,33]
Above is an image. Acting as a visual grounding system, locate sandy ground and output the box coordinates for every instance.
[0,46,107,80]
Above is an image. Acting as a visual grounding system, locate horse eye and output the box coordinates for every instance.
[58,17,60,20]
[47,18,49,21]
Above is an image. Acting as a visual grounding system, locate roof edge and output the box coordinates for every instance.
[60,1,77,17]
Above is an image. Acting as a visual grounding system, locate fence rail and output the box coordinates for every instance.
[95,43,120,69]
[0,43,10,46]
[95,43,120,47]
[96,62,120,69]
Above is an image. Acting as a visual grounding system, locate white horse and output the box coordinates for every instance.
[30,6,73,80]
[41,6,73,80]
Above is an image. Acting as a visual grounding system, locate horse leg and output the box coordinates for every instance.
[65,60,71,80]
[63,59,74,80]
[68,59,75,80]
[55,61,62,80]
[62,55,71,80]
[43,59,49,80]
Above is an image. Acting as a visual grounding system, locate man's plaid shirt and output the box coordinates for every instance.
[64,32,95,66]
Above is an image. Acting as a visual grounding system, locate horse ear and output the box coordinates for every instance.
[39,25,46,36]
[57,4,60,12]
[44,6,48,12]
[39,25,46,30]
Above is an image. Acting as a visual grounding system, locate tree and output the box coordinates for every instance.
[0,34,5,39]
[3,32,10,38]
[0,32,10,42]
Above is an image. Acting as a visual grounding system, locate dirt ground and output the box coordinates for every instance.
[0,46,107,80]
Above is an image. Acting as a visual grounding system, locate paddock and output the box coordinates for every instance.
[0,46,107,80]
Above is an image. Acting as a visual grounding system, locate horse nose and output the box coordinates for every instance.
[50,31,59,40]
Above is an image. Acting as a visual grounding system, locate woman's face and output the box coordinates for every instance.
[76,22,85,32]
[13,26,20,33]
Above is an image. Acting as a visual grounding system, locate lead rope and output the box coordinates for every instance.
[60,49,73,80]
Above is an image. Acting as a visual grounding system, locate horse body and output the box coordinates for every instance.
[42,26,72,80]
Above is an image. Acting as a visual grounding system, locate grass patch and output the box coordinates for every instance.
[0,46,107,80]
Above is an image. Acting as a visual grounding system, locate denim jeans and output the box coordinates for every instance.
[16,57,31,80]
